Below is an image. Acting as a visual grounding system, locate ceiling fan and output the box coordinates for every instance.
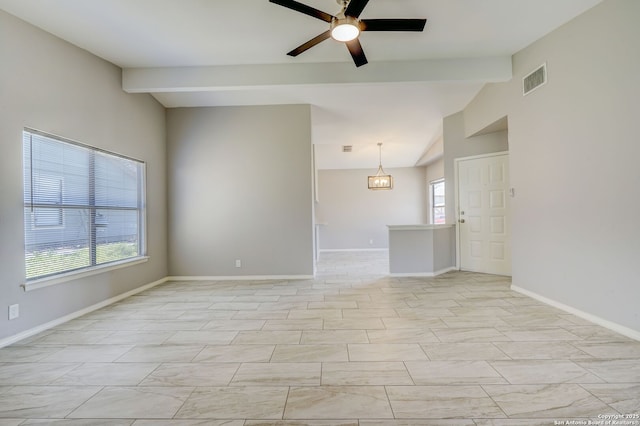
[269,0,427,67]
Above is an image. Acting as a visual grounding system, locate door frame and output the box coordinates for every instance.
[454,151,510,271]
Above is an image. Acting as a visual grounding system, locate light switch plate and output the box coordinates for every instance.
[8,304,19,320]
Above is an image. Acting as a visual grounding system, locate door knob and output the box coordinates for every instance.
[459,219,465,223]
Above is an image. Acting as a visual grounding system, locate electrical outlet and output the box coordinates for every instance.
[235,259,242,268]
[369,239,374,245]
[8,304,19,320]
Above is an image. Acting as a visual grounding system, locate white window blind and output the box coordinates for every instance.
[23,129,146,281]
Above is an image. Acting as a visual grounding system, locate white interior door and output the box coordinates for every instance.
[457,153,511,276]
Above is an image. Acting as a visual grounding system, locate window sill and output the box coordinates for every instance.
[22,256,149,292]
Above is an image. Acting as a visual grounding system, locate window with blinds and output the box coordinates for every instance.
[430,178,445,225]
[23,129,146,281]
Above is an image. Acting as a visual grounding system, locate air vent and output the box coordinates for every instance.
[342,145,352,153]
[523,63,547,96]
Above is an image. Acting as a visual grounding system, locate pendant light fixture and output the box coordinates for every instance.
[368,142,393,190]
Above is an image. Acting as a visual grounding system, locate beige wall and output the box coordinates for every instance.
[0,11,167,340]
[316,167,427,250]
[425,158,444,185]
[463,0,640,333]
[166,105,314,277]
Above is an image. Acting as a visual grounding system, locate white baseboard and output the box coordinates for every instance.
[319,248,389,253]
[0,277,169,348]
[167,275,314,281]
[511,285,640,342]
[390,266,457,278]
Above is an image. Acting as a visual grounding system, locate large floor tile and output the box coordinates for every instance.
[232,310,289,320]
[192,344,275,362]
[68,386,194,419]
[0,346,65,362]
[421,343,511,360]
[40,345,134,362]
[489,360,604,384]
[405,361,507,385]
[270,345,348,362]
[563,326,634,342]
[321,361,413,385]
[230,362,320,386]
[53,362,158,385]
[288,309,343,320]
[381,318,447,329]
[175,387,288,419]
[115,345,204,363]
[493,341,592,360]
[245,421,357,426]
[577,359,640,383]
[300,330,369,344]
[201,319,266,331]
[342,308,397,318]
[432,328,510,343]
[163,330,237,345]
[360,421,475,426]
[0,386,101,418]
[366,329,439,344]
[133,420,243,425]
[209,302,260,311]
[263,319,323,330]
[323,319,385,330]
[442,316,511,328]
[232,331,301,345]
[572,342,640,358]
[347,344,428,361]
[581,383,640,414]
[96,331,175,345]
[0,420,23,426]
[0,363,79,385]
[497,314,576,328]
[140,362,239,386]
[284,386,393,419]
[483,384,611,418]
[176,310,237,320]
[20,419,134,425]
[140,321,208,331]
[473,420,565,426]
[29,331,114,345]
[386,385,505,419]
[498,328,582,342]
[83,319,155,331]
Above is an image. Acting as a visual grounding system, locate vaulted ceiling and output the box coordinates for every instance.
[0,0,602,169]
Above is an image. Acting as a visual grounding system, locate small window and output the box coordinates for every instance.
[23,129,146,281]
[430,178,445,224]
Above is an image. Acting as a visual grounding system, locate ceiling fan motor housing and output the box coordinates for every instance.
[331,16,361,42]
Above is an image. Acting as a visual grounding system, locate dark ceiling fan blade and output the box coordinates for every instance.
[344,0,370,18]
[345,38,368,67]
[287,30,331,57]
[269,0,334,23]
[361,18,427,32]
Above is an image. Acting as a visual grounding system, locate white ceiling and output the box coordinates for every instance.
[0,0,602,169]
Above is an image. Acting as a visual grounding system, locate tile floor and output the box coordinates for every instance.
[0,250,639,425]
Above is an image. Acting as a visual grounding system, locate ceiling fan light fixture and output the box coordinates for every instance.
[331,17,360,42]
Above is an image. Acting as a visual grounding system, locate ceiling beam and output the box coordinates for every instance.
[122,57,512,93]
